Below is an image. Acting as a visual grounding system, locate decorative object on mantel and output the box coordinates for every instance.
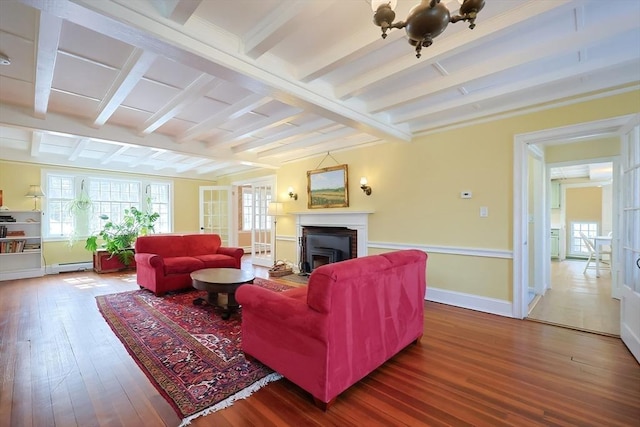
[25,185,45,211]
[267,202,292,277]
[371,0,485,58]
[360,177,372,196]
[287,186,298,200]
[307,152,349,209]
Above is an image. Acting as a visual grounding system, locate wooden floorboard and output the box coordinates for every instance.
[0,261,638,427]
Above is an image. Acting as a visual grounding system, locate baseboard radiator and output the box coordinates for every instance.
[49,261,93,274]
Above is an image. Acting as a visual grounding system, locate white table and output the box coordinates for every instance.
[593,235,612,277]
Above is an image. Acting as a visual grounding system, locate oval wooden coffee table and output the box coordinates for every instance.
[190,268,255,320]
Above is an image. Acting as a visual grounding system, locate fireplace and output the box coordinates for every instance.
[302,226,357,273]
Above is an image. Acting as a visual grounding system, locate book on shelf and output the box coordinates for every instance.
[0,239,27,253]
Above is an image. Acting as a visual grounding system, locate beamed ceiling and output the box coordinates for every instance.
[0,0,638,180]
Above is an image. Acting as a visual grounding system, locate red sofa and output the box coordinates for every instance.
[134,234,244,296]
[236,249,427,409]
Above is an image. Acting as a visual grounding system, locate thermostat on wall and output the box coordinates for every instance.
[461,191,472,199]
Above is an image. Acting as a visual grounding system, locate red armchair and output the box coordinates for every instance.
[134,234,243,296]
[236,249,427,409]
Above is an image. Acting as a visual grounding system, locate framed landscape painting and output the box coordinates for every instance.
[307,164,349,209]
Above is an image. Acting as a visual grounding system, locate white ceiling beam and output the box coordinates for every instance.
[407,64,639,133]
[231,118,334,154]
[33,11,62,119]
[20,0,411,143]
[93,48,157,127]
[150,0,203,25]
[154,153,187,170]
[371,11,639,114]
[335,0,577,100]
[179,94,271,142]
[297,24,401,83]
[175,158,211,173]
[395,55,639,126]
[69,137,90,161]
[138,74,220,135]
[243,0,308,59]
[207,109,302,148]
[129,148,166,167]
[30,131,43,157]
[257,127,356,158]
[100,145,131,164]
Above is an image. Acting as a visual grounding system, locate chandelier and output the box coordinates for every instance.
[371,0,485,58]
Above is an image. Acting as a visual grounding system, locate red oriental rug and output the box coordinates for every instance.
[96,278,294,426]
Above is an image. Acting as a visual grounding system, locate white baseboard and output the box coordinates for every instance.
[49,262,93,274]
[426,286,513,318]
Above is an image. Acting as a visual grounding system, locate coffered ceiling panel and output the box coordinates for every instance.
[0,0,638,180]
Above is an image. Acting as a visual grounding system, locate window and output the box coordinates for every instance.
[44,172,172,239]
[569,222,599,256]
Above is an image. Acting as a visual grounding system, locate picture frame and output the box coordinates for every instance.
[307,164,349,209]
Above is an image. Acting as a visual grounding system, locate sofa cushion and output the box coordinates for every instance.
[184,234,222,257]
[164,256,205,274]
[135,235,189,258]
[193,254,238,268]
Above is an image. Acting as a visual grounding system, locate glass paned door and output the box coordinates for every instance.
[199,186,232,245]
[251,182,273,267]
[621,122,640,363]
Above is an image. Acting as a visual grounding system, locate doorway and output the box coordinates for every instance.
[231,176,276,268]
[527,162,619,335]
[512,114,633,320]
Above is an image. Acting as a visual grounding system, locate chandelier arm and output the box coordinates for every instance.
[450,13,478,29]
[389,20,407,30]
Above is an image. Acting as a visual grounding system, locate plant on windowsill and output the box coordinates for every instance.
[84,206,160,268]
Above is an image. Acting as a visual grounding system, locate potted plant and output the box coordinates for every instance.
[85,206,160,272]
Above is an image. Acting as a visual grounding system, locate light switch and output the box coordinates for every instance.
[480,206,489,217]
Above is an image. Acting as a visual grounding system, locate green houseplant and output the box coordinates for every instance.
[85,206,160,266]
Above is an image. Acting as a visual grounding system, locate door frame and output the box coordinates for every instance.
[231,175,276,267]
[513,114,635,319]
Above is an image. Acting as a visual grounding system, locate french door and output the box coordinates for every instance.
[620,121,640,363]
[199,186,232,245]
[251,182,273,267]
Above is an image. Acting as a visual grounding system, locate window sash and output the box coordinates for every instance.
[44,173,172,239]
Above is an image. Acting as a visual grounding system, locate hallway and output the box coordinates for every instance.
[527,259,619,336]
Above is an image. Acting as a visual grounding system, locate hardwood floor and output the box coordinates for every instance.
[528,259,620,336]
[1,260,638,427]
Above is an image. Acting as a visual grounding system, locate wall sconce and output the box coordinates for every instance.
[360,177,372,196]
[287,186,298,200]
[25,184,45,211]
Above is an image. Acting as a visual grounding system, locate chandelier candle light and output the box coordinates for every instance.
[371,0,485,58]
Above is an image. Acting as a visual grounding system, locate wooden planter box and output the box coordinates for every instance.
[93,249,136,273]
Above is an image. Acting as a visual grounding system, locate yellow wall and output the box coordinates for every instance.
[566,187,602,224]
[223,90,637,302]
[0,160,213,265]
[546,138,620,163]
[3,90,637,301]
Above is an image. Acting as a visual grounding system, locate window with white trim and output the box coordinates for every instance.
[44,172,172,239]
[569,222,599,256]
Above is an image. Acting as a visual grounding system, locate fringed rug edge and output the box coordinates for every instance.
[178,372,283,427]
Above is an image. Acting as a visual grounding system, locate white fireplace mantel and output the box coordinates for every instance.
[292,211,373,263]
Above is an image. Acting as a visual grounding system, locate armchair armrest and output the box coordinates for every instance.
[217,246,244,264]
[134,253,164,269]
[237,285,327,341]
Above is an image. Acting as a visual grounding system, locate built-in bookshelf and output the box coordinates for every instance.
[0,210,44,281]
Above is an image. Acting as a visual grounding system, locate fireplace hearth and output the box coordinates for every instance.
[301,226,357,274]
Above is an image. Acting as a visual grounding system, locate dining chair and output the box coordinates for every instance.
[579,232,611,274]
